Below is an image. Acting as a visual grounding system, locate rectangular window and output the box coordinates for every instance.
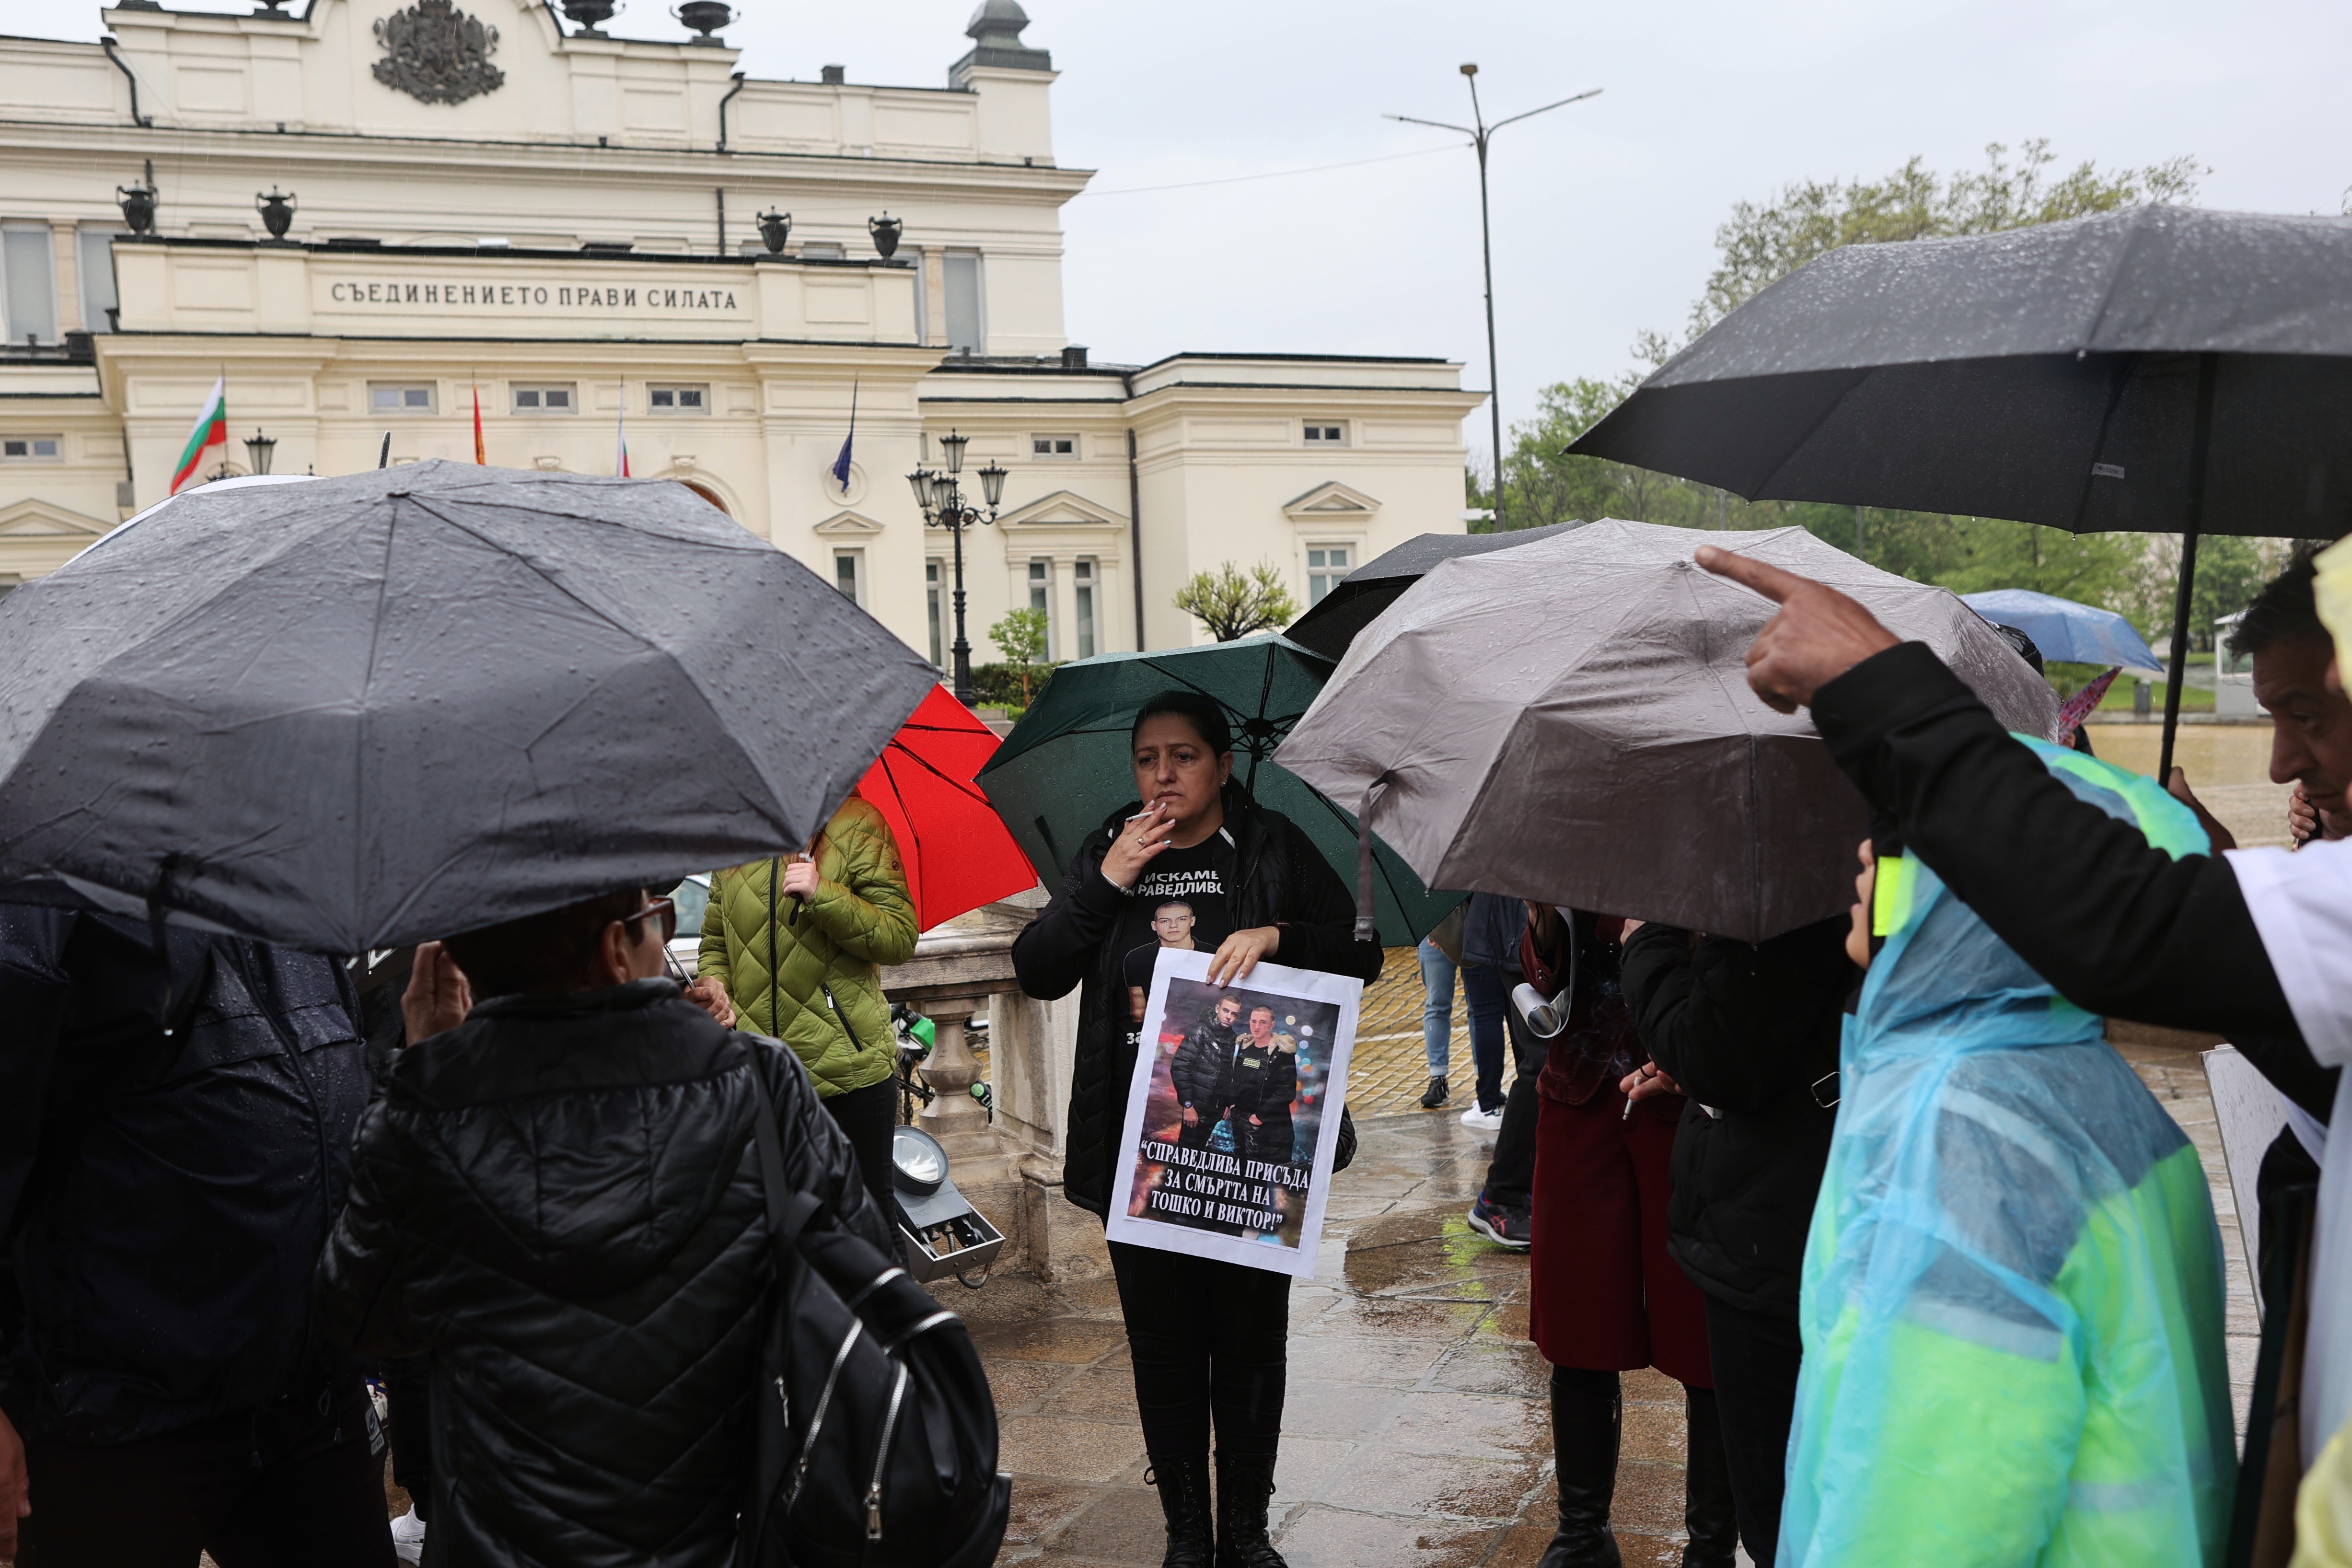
[2,224,58,346]
[1306,546,1352,605]
[370,383,436,413]
[926,560,944,667]
[1304,422,1345,444]
[1028,558,1053,659]
[913,249,929,344]
[1074,558,1096,660]
[76,225,122,333]
[834,549,864,606]
[648,384,707,414]
[511,383,576,413]
[798,242,845,259]
[1031,434,1077,458]
[943,253,983,355]
[0,435,62,461]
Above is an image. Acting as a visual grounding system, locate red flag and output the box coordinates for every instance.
[472,382,486,465]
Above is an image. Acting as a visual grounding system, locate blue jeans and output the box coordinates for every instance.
[1416,938,1458,1076]
[1460,963,1512,1113]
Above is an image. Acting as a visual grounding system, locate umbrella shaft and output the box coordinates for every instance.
[2157,354,2219,786]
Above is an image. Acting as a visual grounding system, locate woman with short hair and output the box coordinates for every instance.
[1012,690,1380,1568]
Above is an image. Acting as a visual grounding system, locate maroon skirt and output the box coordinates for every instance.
[1527,1083,1712,1387]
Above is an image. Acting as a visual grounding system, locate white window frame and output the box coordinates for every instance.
[834,548,865,607]
[1027,558,1054,659]
[1305,544,1355,606]
[0,434,63,461]
[1302,420,1348,446]
[1,222,57,347]
[648,383,709,415]
[370,383,437,414]
[926,560,944,667]
[1073,557,1097,660]
[76,225,122,334]
[510,383,577,415]
[942,251,985,355]
[1030,434,1078,459]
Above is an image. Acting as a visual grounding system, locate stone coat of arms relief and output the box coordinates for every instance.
[373,0,505,106]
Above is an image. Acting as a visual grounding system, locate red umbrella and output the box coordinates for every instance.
[855,685,1037,933]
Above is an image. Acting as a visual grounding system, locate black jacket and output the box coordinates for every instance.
[1013,790,1382,1217]
[1171,1016,1234,1113]
[315,979,895,1568]
[1620,918,1854,1319]
[1815,642,2335,1120]
[0,905,370,1446]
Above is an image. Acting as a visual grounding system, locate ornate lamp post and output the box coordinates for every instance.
[907,428,1007,705]
[244,428,276,476]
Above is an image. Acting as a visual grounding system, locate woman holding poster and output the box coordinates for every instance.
[1013,690,1381,1568]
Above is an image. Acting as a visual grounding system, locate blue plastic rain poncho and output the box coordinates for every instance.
[1780,740,2236,1568]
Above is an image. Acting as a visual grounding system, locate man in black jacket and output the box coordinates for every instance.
[0,905,390,1567]
[1618,915,1853,1566]
[1172,991,1246,1149]
[315,888,894,1568]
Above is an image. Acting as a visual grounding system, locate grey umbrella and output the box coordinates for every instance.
[1567,204,2352,777]
[1272,520,2057,943]
[0,461,939,952]
[1282,522,1584,660]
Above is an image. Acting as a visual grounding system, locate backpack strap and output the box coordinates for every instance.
[747,1057,824,1261]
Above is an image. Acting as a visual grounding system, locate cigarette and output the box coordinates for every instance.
[1622,1095,1634,1121]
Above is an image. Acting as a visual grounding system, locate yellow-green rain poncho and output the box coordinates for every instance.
[1779,738,2236,1568]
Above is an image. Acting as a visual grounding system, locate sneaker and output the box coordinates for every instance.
[1459,1103,1505,1132]
[1419,1075,1449,1109]
[390,1507,427,1565]
[1467,1192,1533,1250]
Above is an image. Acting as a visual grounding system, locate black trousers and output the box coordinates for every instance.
[1483,990,1545,1211]
[1702,1292,1805,1566]
[826,1077,901,1223]
[1109,1240,1290,1458]
[18,1376,395,1568]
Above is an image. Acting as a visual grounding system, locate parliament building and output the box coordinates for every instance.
[0,0,1479,659]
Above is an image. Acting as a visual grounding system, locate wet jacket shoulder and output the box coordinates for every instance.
[697,795,916,1099]
[1620,917,1852,1318]
[316,979,893,1568]
[0,906,368,1445]
[1814,642,2333,1119]
[1013,790,1380,1217]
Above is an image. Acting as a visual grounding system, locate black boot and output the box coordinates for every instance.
[1147,1452,1214,1568]
[1540,1366,1623,1568]
[1681,1385,1738,1568]
[1214,1452,1286,1568]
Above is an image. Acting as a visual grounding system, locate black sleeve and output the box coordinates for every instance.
[1012,831,1124,1002]
[1620,918,1852,1115]
[1813,643,2317,1080]
[1271,829,1384,985]
[0,906,75,1416]
[314,1098,428,1357]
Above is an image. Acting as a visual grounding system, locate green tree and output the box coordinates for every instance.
[986,606,1050,703]
[1173,560,1298,642]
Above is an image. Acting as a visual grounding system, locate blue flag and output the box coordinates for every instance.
[830,380,857,494]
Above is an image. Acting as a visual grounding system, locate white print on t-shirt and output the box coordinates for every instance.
[1134,869,1223,901]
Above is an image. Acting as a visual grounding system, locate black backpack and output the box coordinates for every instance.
[740,1070,1010,1568]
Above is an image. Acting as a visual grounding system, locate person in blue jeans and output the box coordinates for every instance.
[1416,936,1457,1108]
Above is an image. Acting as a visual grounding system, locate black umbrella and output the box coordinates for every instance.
[1282,521,1583,660]
[1568,204,2352,776]
[0,461,939,952]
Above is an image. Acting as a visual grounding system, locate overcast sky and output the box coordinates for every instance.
[9,0,2351,464]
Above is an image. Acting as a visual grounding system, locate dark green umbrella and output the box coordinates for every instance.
[975,635,1461,945]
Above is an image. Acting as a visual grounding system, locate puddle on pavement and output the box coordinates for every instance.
[1341,1207,1527,1302]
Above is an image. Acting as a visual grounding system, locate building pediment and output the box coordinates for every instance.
[996,489,1125,530]
[814,509,885,537]
[0,498,111,540]
[1281,481,1380,523]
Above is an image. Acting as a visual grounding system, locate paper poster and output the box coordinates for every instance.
[1104,948,1362,1278]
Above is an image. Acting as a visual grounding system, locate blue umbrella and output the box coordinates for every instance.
[1960,589,2165,676]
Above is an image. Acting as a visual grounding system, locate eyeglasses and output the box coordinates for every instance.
[621,895,678,944]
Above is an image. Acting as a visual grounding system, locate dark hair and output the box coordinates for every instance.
[441,886,646,999]
[1991,623,2044,675]
[1131,689,1232,757]
[2230,547,2327,660]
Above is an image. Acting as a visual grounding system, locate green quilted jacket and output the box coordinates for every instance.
[697,796,916,1098]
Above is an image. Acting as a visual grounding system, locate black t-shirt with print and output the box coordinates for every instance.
[1114,830,1235,1037]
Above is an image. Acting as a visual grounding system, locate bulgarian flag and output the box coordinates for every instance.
[169,376,227,494]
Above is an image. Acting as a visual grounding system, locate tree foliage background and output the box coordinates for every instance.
[1471,141,2299,648]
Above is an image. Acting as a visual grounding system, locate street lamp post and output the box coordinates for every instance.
[907,428,1007,705]
[1389,68,1599,532]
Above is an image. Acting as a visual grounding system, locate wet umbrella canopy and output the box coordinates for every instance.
[1960,588,2166,676]
[1567,204,2352,776]
[975,636,1461,945]
[1273,521,2058,944]
[0,462,940,951]
[1283,522,1584,661]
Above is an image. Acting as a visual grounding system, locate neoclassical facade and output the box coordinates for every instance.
[0,0,1479,659]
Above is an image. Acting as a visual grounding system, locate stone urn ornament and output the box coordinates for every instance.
[868,213,904,260]
[672,1,735,43]
[755,209,791,255]
[256,187,297,240]
[117,179,157,236]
